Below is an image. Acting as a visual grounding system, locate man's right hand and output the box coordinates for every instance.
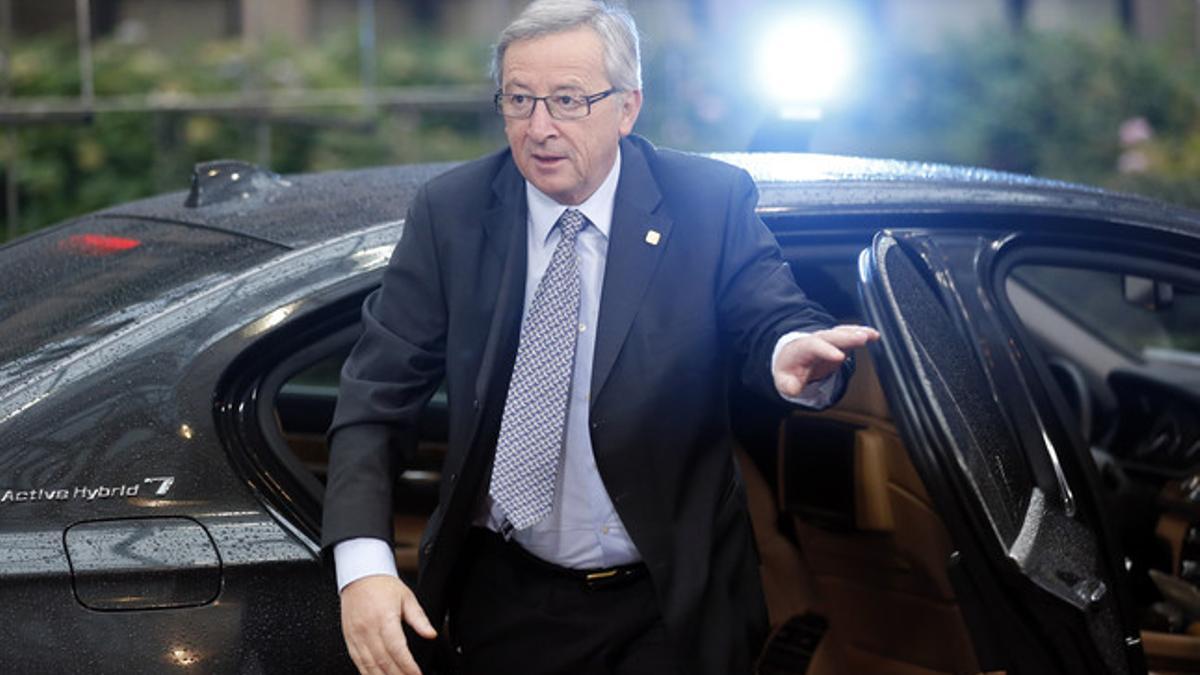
[340,574,438,675]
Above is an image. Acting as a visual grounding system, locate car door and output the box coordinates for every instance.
[857,228,1147,674]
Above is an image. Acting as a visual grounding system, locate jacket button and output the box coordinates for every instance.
[449,472,458,483]
[473,399,480,410]
[423,542,433,555]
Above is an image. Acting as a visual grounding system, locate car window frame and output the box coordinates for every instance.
[216,280,376,543]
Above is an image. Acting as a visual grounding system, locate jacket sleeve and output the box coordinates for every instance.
[321,184,448,550]
[715,168,852,408]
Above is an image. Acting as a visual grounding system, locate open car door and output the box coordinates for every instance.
[857,231,1146,674]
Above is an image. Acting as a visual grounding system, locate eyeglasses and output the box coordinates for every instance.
[494,89,620,120]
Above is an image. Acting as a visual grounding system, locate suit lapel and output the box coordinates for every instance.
[474,159,528,406]
[590,138,672,402]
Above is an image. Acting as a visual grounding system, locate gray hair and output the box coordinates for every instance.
[491,0,642,92]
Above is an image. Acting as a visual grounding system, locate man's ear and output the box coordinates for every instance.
[618,89,643,136]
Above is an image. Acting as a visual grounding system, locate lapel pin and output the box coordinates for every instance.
[644,229,661,246]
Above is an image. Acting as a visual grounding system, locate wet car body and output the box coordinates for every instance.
[2,153,1199,673]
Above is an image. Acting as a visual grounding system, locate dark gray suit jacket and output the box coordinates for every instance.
[322,135,849,674]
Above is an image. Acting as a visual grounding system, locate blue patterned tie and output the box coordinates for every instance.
[489,208,587,531]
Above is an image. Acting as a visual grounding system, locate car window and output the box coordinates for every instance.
[281,352,344,396]
[267,342,446,574]
[273,350,448,483]
[278,353,449,411]
[1011,265,1200,363]
[1006,257,1200,654]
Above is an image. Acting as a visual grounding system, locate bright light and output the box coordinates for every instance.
[755,12,858,117]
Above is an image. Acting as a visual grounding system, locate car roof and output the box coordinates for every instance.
[90,151,1200,249]
[2,151,1199,413]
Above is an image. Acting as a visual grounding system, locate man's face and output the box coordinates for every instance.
[501,27,642,206]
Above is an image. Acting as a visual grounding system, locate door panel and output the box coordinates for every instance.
[859,232,1143,674]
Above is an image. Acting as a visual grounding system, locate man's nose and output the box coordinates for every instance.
[527,100,557,140]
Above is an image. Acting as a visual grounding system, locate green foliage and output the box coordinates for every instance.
[812,30,1200,208]
[2,28,496,240]
[4,24,1200,242]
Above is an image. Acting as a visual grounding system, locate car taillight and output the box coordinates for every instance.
[58,234,142,256]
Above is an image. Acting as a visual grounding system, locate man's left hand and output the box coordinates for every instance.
[773,325,881,398]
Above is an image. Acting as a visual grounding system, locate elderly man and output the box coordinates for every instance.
[322,1,879,674]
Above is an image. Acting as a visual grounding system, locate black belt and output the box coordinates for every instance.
[469,527,648,591]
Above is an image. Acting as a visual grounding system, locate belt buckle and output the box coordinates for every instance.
[583,567,621,591]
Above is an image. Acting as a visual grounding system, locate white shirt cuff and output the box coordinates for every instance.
[772,331,841,407]
[333,537,398,593]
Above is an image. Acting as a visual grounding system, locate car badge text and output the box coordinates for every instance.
[0,476,176,504]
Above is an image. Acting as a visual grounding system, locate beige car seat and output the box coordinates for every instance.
[774,349,981,674]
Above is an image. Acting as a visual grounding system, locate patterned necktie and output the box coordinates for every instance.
[489,208,588,531]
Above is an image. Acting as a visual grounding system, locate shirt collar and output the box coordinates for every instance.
[525,146,621,244]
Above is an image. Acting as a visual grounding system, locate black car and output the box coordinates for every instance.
[1,154,1198,674]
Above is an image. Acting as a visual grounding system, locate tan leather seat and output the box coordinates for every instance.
[738,444,840,674]
[778,349,981,674]
[392,514,423,574]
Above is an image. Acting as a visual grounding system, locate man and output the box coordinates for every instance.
[322,2,879,674]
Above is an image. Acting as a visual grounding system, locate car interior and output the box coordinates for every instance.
[1004,259,1200,675]
[261,218,1200,675]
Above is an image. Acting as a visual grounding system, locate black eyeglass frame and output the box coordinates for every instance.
[493,88,621,120]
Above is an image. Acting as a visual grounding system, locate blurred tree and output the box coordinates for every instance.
[1,28,496,239]
[810,29,1200,207]
[411,0,442,26]
[92,0,120,36]
[1117,0,1135,33]
[224,0,243,35]
[1007,0,1029,31]
[4,12,1200,242]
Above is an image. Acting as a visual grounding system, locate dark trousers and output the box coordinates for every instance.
[448,529,679,675]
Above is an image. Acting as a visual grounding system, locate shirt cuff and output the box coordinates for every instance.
[333,537,399,593]
[771,331,841,407]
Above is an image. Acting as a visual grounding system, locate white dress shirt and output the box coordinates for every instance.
[472,147,639,569]
[334,149,837,591]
